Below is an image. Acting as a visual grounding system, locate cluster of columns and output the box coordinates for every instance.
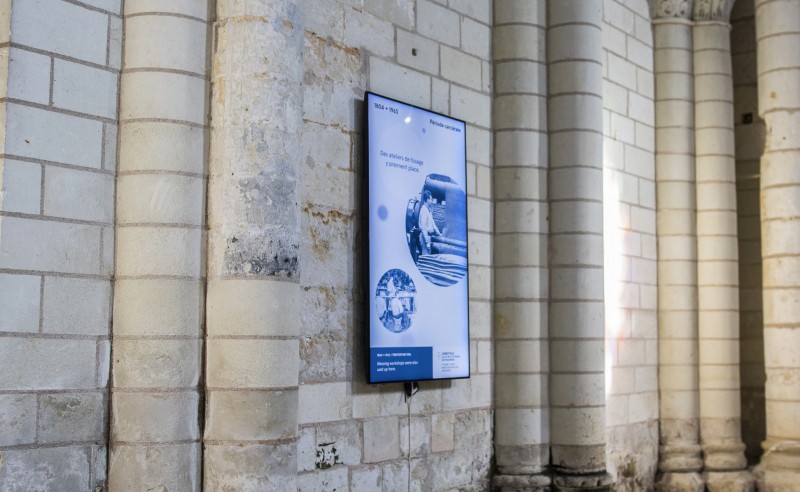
[493,1,612,490]
[653,0,752,490]
[654,0,800,490]
[109,1,304,489]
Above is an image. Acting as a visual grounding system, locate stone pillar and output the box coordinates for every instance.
[492,1,549,490]
[547,1,612,489]
[204,2,303,490]
[650,3,704,490]
[692,3,753,490]
[109,3,211,489]
[753,0,800,489]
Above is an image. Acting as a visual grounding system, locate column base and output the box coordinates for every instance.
[492,473,551,492]
[703,470,755,492]
[754,441,800,492]
[655,471,704,492]
[552,471,613,491]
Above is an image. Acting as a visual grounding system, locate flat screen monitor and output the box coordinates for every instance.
[364,91,470,384]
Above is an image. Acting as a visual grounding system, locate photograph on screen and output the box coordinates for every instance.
[364,91,470,384]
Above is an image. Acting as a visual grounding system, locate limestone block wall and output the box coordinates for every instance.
[730,0,766,466]
[0,0,121,489]
[600,0,659,489]
[293,0,494,490]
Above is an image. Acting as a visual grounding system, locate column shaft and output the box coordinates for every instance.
[693,20,749,474]
[547,1,611,489]
[492,1,549,490]
[204,2,304,490]
[652,18,704,490]
[754,0,800,489]
[109,3,211,489]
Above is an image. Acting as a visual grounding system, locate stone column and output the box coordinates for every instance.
[650,3,704,490]
[492,1,550,490]
[109,3,211,489]
[204,2,303,490]
[547,1,612,489]
[692,2,753,489]
[753,0,800,489]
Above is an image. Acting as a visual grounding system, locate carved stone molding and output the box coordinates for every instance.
[650,0,693,19]
[693,0,736,21]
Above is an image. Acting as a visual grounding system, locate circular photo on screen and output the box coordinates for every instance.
[405,174,468,287]
[375,269,417,333]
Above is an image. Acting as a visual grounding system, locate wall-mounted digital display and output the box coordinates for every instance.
[364,92,470,384]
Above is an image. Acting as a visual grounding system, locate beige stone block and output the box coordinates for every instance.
[655,50,693,80]
[660,339,699,366]
[42,277,110,335]
[368,57,429,109]
[494,201,546,234]
[547,24,602,63]
[655,154,694,182]
[0,273,40,333]
[656,127,695,155]
[495,60,546,95]
[0,447,93,491]
[763,328,800,369]
[114,339,200,388]
[363,416,400,463]
[551,373,604,407]
[659,365,698,392]
[495,266,546,300]
[550,340,605,373]
[0,394,36,446]
[113,279,202,336]
[655,23,693,50]
[117,174,204,226]
[494,301,547,340]
[494,408,546,446]
[431,413,455,452]
[39,392,105,443]
[494,24,544,62]
[0,338,97,390]
[205,390,297,441]
[462,17,490,60]
[112,391,198,442]
[657,235,696,261]
[699,339,739,366]
[109,443,200,491]
[550,166,603,201]
[551,268,604,301]
[124,15,209,74]
[548,94,603,131]
[493,232,547,267]
[119,121,207,174]
[206,279,298,336]
[417,0,460,46]
[550,201,604,234]
[120,71,208,125]
[207,339,298,389]
[657,181,694,211]
[125,0,212,19]
[0,217,102,274]
[494,0,545,25]
[550,130,603,168]
[395,28,439,75]
[451,85,491,128]
[495,373,547,407]
[697,260,738,286]
[758,69,800,115]
[629,391,659,423]
[495,130,547,167]
[550,406,605,446]
[495,340,548,373]
[549,302,604,340]
[697,234,738,261]
[344,8,394,57]
[204,443,297,491]
[2,159,41,215]
[116,227,203,277]
[441,46,482,91]
[700,389,742,419]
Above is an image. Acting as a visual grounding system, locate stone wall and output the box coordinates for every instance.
[0,0,121,489]
[294,0,494,489]
[601,0,659,489]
